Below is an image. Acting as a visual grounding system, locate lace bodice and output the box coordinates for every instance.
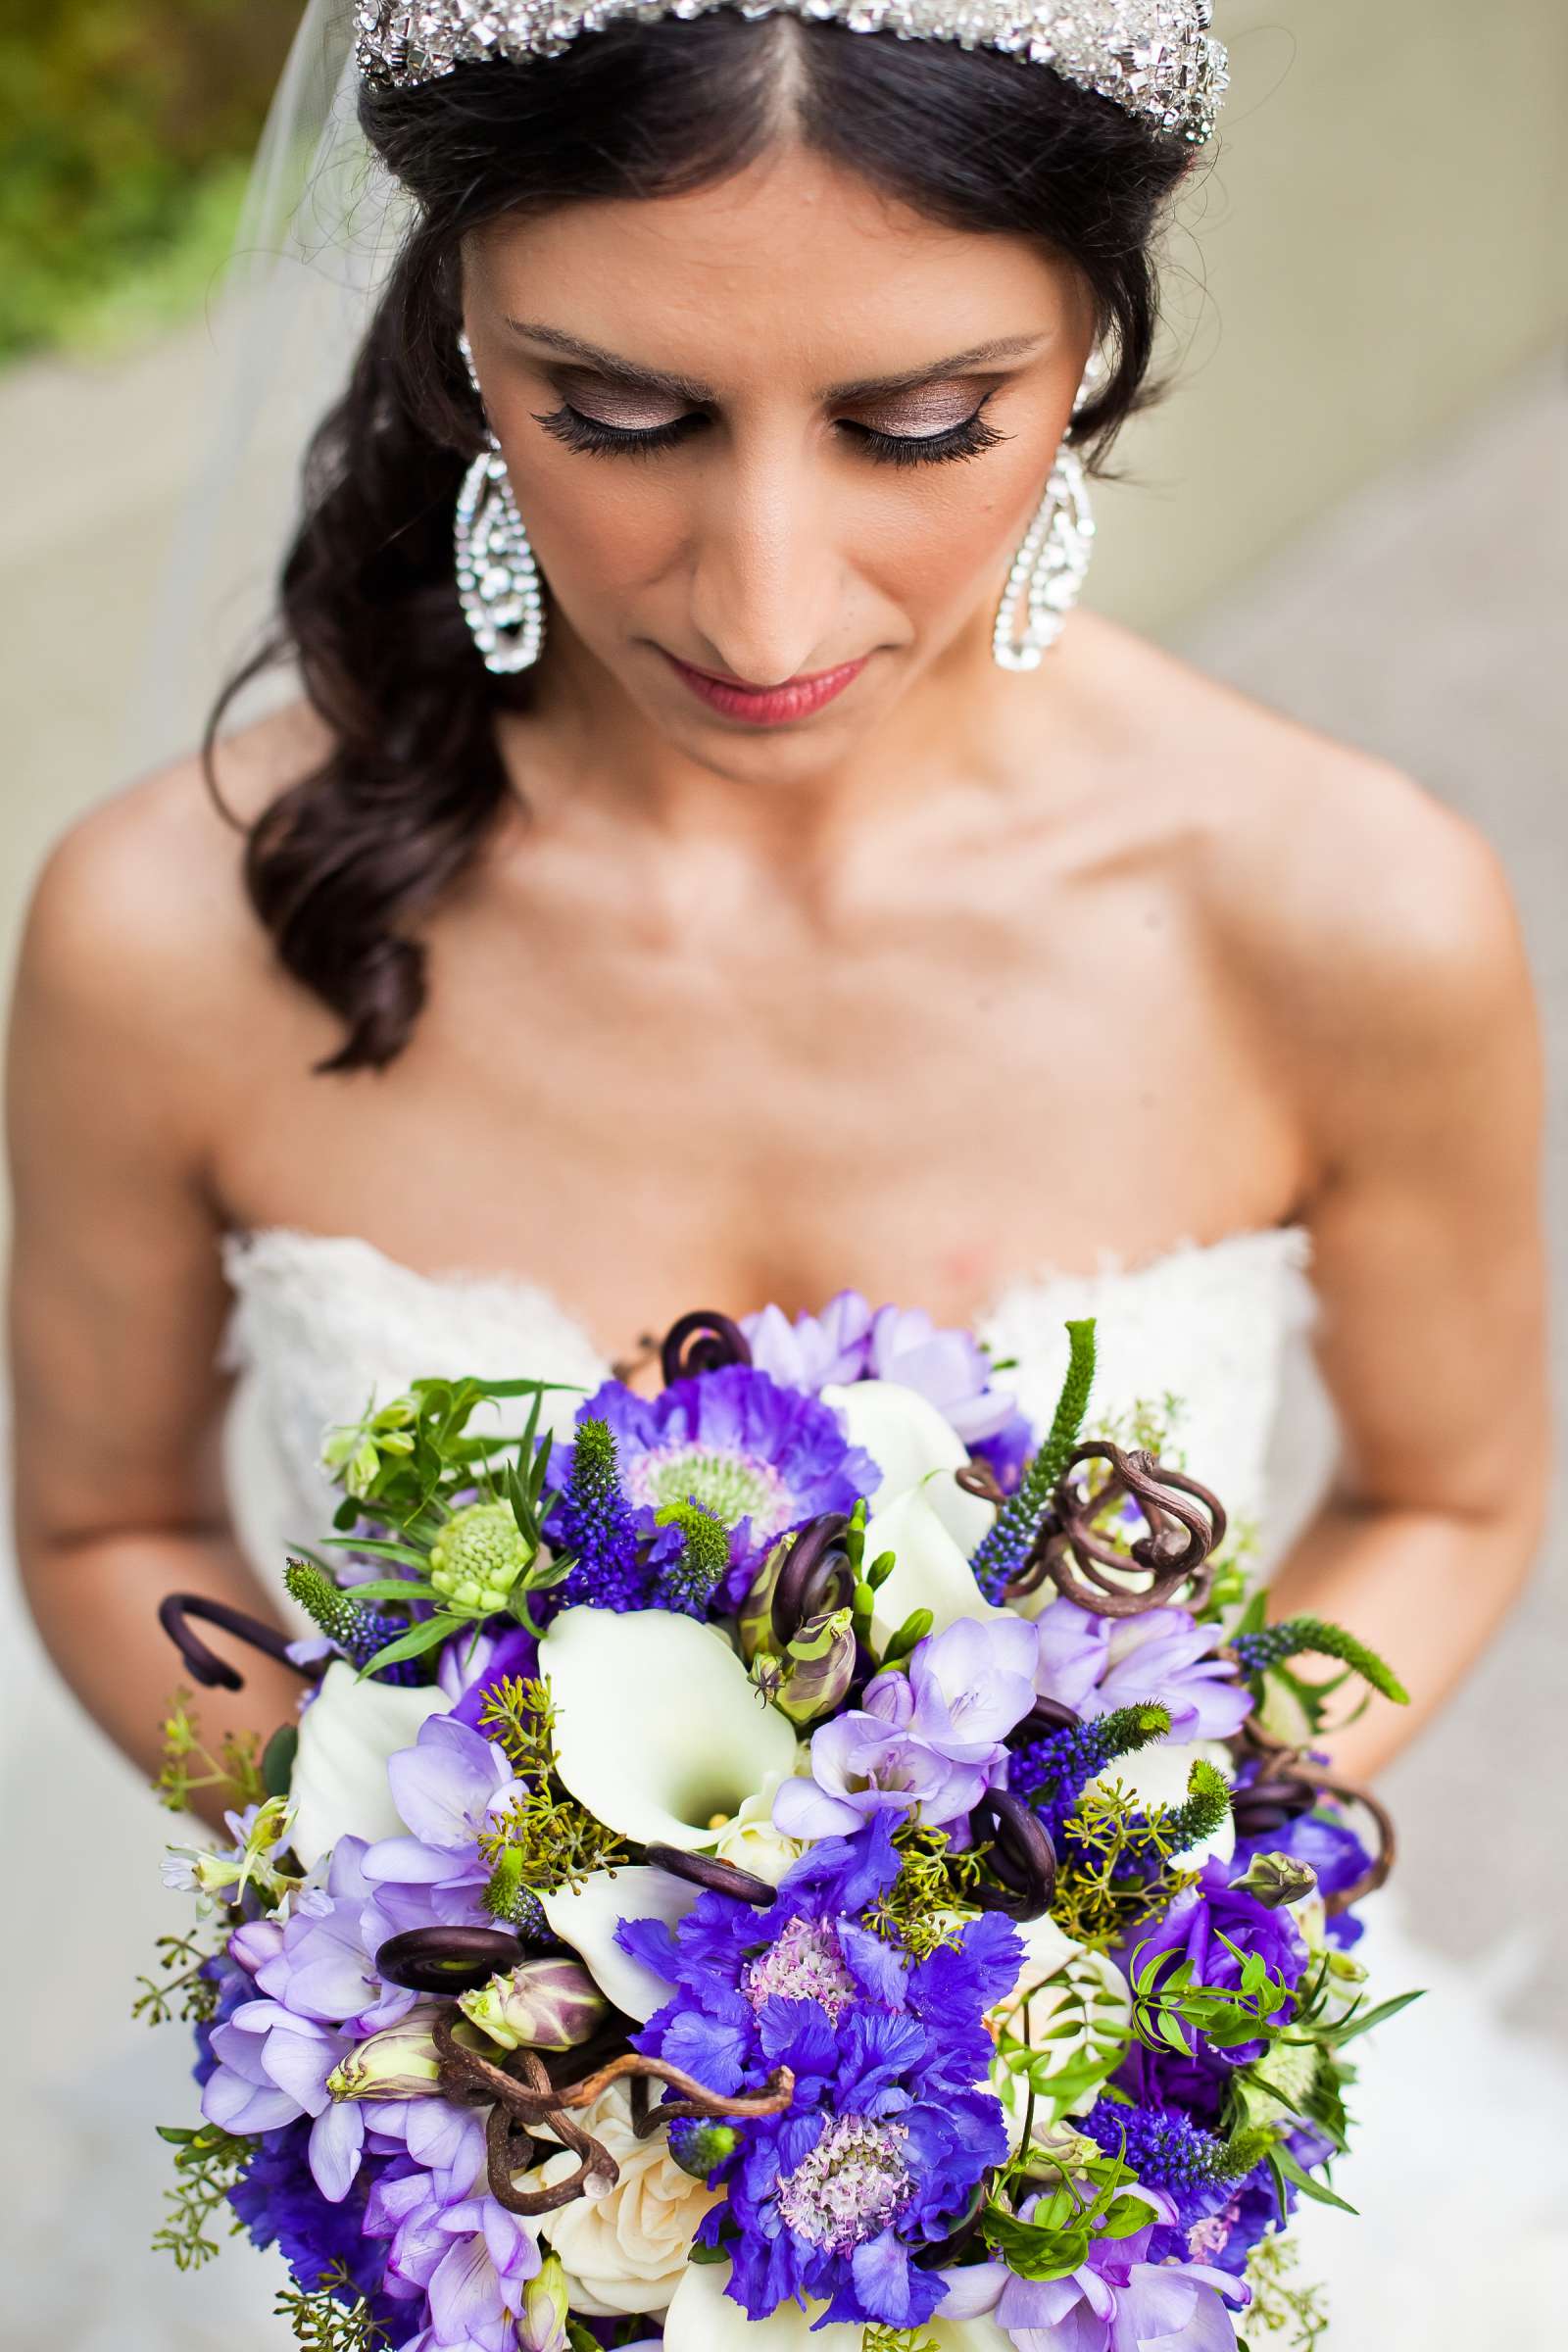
[216,1223,1339,1623]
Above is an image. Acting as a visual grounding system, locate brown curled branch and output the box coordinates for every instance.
[660,1310,753,1386]
[157,1592,318,1691]
[1029,1444,1226,1618]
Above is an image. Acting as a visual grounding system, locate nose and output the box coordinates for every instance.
[684,434,842,688]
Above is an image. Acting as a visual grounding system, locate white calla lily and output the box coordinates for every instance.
[1087,1737,1237,1868]
[538,1866,698,2022]
[661,2261,1009,2350]
[858,1482,1010,1643]
[822,1380,1002,1639]
[287,1660,447,1871]
[540,1608,798,1850]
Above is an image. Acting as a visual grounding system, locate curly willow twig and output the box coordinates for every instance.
[659,1309,754,1387]
[432,2014,795,2217]
[1014,1442,1227,1618]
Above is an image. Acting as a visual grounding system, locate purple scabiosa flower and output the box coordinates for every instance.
[614,1820,1019,2331]
[569,1366,878,1586]
[230,2123,419,2340]
[1033,1597,1250,1741]
[773,1616,1038,1840]
[938,2184,1250,2351]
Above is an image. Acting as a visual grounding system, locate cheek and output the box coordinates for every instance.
[850,455,1045,616]
[500,438,679,604]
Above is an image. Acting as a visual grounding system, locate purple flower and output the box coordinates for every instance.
[743,1291,875,1392]
[361,1715,522,1907]
[241,1839,416,2031]
[616,1821,1018,2329]
[230,2123,419,2341]
[569,1364,878,1579]
[1129,1860,1309,2068]
[1034,1598,1250,1740]
[439,1623,540,1730]
[1230,1786,1374,1950]
[773,1617,1037,1839]
[365,2161,541,2352]
[939,2186,1250,2351]
[202,1998,366,2199]
[742,1290,1032,1456]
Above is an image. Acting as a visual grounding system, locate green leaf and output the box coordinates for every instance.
[320,1577,440,1604]
[357,1615,468,1677]
[1323,1987,1426,2044]
[321,1536,433,1570]
[261,1725,298,1800]
[881,1608,934,1667]
[1269,2145,1358,2216]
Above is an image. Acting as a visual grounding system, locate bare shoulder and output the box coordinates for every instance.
[9,696,330,1085]
[1067,616,1532,1056]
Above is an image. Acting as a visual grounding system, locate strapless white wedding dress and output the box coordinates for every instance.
[2,1223,1561,2347]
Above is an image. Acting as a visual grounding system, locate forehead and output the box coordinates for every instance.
[466,141,1086,382]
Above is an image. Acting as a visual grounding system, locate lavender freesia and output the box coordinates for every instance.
[1035,1597,1251,1741]
[773,1616,1037,1838]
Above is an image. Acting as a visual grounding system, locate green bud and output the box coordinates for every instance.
[327,2010,445,2101]
[429,1499,538,1614]
[457,1957,606,2053]
[668,2122,740,2179]
[518,2255,572,2352]
[1326,1947,1369,1986]
[770,1606,858,1727]
[737,1532,792,1663]
[1228,1851,1319,1910]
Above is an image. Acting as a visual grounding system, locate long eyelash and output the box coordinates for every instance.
[529,396,1010,468]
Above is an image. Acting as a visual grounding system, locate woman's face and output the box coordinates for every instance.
[463,141,1095,766]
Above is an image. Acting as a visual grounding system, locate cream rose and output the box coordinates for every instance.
[529,2085,723,2316]
[710,1770,805,1886]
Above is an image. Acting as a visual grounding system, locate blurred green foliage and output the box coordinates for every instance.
[0,0,296,359]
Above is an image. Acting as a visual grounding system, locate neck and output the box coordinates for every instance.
[497,583,1041,869]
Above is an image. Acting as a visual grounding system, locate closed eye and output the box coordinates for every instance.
[529,394,1010,469]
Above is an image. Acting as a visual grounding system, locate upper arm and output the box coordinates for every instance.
[1269,769,1549,1522]
[4,782,240,1561]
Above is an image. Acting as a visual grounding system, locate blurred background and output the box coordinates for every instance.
[2,0,1566,2344]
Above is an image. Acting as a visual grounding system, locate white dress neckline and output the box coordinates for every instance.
[216,1215,1316,1378]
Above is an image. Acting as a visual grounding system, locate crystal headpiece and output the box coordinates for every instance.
[355,0,1229,145]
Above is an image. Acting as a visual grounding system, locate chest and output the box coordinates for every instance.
[210,825,1303,1337]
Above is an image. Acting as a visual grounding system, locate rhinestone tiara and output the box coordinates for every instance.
[354,0,1229,145]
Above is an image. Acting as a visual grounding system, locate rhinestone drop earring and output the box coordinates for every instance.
[454,329,546,674]
[991,351,1102,670]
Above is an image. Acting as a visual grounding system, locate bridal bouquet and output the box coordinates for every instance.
[146,1298,1412,2352]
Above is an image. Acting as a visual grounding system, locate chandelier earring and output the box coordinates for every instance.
[991,349,1103,672]
[454,329,546,674]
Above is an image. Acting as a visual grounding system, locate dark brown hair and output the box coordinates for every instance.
[204,17,1199,1071]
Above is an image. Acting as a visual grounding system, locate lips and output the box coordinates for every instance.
[661,649,868,728]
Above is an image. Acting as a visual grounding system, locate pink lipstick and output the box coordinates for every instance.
[661,648,868,726]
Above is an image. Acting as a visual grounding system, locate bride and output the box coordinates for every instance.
[3,1,1558,2344]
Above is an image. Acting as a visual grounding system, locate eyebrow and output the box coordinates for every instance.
[502,318,1049,403]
